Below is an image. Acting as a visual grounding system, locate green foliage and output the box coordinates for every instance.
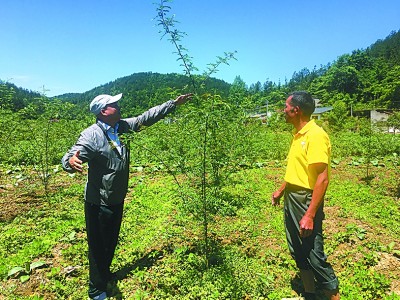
[0,82,15,109]
[156,0,198,85]
[323,98,350,131]
[153,0,241,266]
[229,76,248,106]
[328,179,400,236]
[340,262,391,300]
[3,30,400,116]
[0,102,91,196]
[0,80,41,111]
[327,63,361,95]
[368,30,400,65]
[286,67,322,92]
[0,200,84,280]
[0,4,399,299]
[1,165,399,299]
[127,93,264,266]
[307,31,400,109]
[57,72,232,115]
[331,128,400,159]
[387,111,400,132]
[7,261,47,283]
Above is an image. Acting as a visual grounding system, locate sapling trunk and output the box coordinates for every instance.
[155,0,237,268]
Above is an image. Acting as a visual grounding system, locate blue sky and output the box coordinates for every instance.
[1,0,399,97]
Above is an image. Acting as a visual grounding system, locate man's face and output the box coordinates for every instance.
[102,102,121,123]
[284,96,297,124]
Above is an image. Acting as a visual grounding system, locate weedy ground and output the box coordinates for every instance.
[0,158,399,299]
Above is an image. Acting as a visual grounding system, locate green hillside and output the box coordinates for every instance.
[1,30,399,114]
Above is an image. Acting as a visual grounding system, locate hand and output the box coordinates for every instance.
[69,150,83,173]
[271,190,283,206]
[299,215,314,238]
[174,93,193,105]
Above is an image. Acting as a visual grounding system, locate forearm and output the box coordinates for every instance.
[272,182,287,205]
[126,100,176,131]
[278,182,286,194]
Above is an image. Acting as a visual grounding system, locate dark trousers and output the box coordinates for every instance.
[284,186,339,291]
[85,202,124,298]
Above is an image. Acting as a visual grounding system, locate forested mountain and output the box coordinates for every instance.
[57,72,231,115]
[278,30,400,109]
[1,29,399,116]
[368,30,400,65]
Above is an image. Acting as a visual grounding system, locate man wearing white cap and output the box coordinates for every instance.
[61,92,192,300]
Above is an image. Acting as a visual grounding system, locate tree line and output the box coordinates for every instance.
[0,30,399,118]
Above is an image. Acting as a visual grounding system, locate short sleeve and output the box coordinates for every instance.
[307,130,330,165]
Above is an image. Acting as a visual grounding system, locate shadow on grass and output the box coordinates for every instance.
[109,249,164,299]
[106,278,122,300]
[112,236,258,298]
[361,174,375,185]
[289,274,331,300]
[115,249,163,280]
[290,273,305,297]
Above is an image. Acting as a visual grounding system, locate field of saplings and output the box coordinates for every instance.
[1,2,400,298]
[0,99,399,299]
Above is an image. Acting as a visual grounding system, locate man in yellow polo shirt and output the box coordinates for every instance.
[272,91,340,300]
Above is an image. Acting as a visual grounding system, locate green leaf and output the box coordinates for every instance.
[68,231,76,241]
[30,261,47,271]
[371,159,379,166]
[387,241,396,252]
[8,266,26,278]
[20,275,30,283]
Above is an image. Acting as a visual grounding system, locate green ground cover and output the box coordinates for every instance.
[0,158,399,299]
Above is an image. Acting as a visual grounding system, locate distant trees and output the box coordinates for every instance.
[0,81,41,111]
[229,76,248,106]
[0,82,15,109]
[2,30,400,117]
[241,30,398,111]
[387,111,400,133]
[368,30,400,65]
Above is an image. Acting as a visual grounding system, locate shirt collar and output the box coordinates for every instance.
[295,119,315,136]
[98,120,119,133]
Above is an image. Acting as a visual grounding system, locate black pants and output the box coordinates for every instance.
[284,186,339,291]
[85,202,124,298]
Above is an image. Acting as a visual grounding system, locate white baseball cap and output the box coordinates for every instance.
[89,93,123,115]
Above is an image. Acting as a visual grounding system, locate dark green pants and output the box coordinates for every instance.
[284,185,339,290]
[85,202,124,298]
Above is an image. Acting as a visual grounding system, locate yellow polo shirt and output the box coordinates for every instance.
[284,119,331,190]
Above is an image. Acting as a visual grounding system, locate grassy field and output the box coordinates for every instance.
[0,157,399,299]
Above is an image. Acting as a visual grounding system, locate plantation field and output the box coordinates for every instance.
[0,155,399,299]
[2,1,400,298]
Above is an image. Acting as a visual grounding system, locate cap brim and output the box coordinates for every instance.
[107,93,122,105]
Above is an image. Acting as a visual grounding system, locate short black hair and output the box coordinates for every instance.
[289,91,315,117]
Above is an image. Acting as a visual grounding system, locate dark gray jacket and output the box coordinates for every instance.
[61,100,176,206]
